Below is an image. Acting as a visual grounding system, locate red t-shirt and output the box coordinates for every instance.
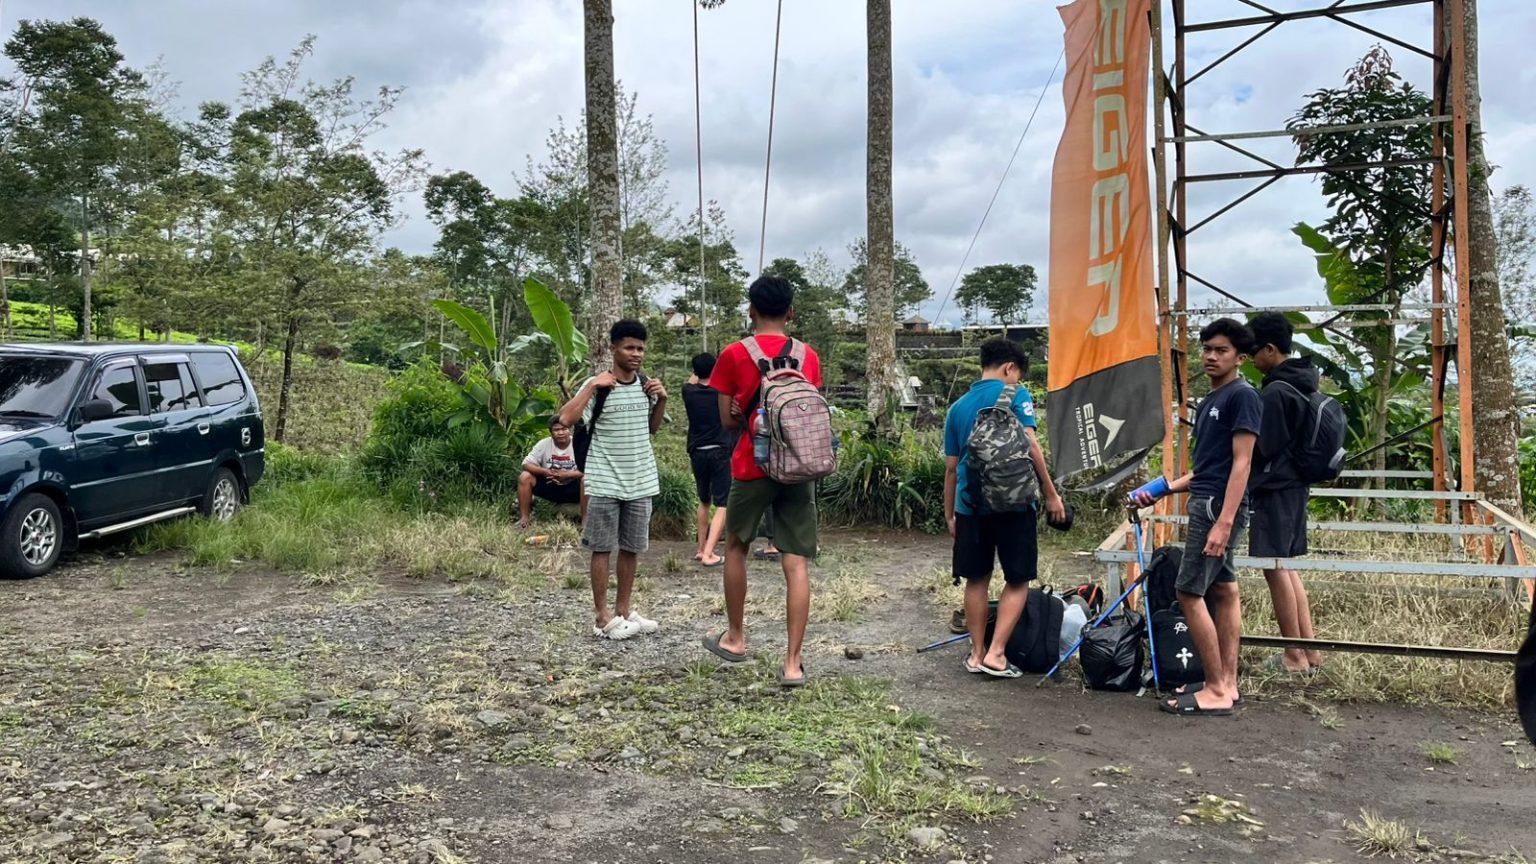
[709,335,823,481]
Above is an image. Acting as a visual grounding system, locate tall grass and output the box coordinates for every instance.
[819,430,946,532]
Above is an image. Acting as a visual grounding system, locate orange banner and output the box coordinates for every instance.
[1046,0,1161,478]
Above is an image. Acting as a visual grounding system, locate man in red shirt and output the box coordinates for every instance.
[701,276,822,687]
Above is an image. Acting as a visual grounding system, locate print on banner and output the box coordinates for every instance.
[1046,0,1163,481]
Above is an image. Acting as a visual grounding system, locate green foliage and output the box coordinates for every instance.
[844,239,932,319]
[820,429,946,532]
[956,263,1037,325]
[431,296,557,442]
[360,360,464,485]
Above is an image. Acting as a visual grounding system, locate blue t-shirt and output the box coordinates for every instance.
[943,379,1037,516]
[1190,378,1263,502]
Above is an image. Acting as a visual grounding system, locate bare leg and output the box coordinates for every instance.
[1210,581,1242,696]
[1288,569,1323,667]
[517,471,536,528]
[701,507,727,566]
[1173,589,1233,709]
[695,503,710,559]
[718,531,750,655]
[782,552,810,679]
[964,578,991,669]
[614,550,638,619]
[590,552,612,628]
[1263,568,1309,671]
[983,582,1029,671]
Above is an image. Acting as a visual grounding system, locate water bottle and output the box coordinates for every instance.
[753,406,771,466]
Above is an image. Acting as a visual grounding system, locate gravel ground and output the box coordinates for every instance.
[1,528,1533,863]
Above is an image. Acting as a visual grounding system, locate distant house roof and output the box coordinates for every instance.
[902,315,930,325]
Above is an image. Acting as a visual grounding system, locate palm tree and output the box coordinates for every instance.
[583,0,623,370]
[865,0,897,430]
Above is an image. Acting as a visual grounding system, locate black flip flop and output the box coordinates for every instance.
[778,662,808,688]
[1159,691,1234,716]
[1173,682,1242,705]
[702,632,748,663]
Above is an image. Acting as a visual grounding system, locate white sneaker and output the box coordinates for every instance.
[625,610,659,635]
[594,616,643,641]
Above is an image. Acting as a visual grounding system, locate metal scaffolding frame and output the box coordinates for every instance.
[1094,0,1532,662]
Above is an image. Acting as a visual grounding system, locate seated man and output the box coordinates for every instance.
[518,417,583,528]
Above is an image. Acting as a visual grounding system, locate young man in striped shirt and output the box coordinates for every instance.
[558,320,668,641]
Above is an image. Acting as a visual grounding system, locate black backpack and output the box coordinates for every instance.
[1274,381,1347,483]
[1143,545,1183,618]
[1518,591,1536,745]
[573,373,648,471]
[1080,610,1143,691]
[1151,603,1204,687]
[980,589,1065,674]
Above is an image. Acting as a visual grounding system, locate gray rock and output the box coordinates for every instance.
[778,817,798,834]
[843,646,864,660]
[908,826,946,851]
[313,829,344,843]
[475,710,511,730]
[262,818,291,836]
[34,832,73,850]
[354,846,384,863]
[332,835,352,855]
[544,814,574,831]
[1075,723,1093,736]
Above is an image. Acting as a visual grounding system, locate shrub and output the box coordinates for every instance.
[359,360,462,485]
[819,429,946,532]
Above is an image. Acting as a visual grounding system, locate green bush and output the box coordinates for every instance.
[359,360,462,484]
[819,429,946,532]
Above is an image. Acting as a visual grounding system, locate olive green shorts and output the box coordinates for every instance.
[725,478,818,558]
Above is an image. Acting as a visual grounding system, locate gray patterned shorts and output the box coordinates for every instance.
[582,496,653,554]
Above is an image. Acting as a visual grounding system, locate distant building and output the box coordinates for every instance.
[661,308,700,334]
[901,315,930,333]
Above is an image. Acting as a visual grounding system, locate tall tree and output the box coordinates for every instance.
[4,18,148,340]
[956,262,1037,325]
[1495,186,1535,392]
[661,200,746,340]
[423,170,539,343]
[583,0,623,370]
[1290,47,1433,488]
[864,0,898,429]
[224,38,423,442]
[843,238,931,319]
[1455,0,1523,515]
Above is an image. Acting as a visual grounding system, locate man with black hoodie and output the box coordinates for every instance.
[1248,312,1324,674]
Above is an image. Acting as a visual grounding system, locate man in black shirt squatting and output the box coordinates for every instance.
[1133,318,1261,716]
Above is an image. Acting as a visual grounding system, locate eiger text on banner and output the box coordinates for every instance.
[1046,0,1163,480]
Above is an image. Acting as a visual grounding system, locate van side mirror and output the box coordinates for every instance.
[77,399,113,424]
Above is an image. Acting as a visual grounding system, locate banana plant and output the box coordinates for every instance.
[509,276,588,398]
[429,294,554,441]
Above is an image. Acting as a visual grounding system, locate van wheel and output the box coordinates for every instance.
[1,493,62,579]
[201,468,242,522]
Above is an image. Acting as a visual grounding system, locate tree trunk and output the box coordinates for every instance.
[584,0,623,372]
[0,262,9,339]
[276,312,299,444]
[80,194,92,342]
[1460,0,1523,515]
[864,0,898,431]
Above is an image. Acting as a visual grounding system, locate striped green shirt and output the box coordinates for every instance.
[580,375,660,501]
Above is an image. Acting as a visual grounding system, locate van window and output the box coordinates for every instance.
[190,352,246,407]
[90,365,142,418]
[145,362,202,412]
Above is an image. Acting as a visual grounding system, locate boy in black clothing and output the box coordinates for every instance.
[684,352,730,566]
[1248,312,1324,673]
[1133,318,1260,715]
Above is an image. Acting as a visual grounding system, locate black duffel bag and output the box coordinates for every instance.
[1081,610,1143,691]
[1151,603,1203,687]
[981,588,1066,674]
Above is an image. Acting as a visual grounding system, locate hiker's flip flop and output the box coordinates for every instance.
[1173,682,1243,705]
[702,632,748,663]
[1159,691,1234,716]
[963,658,985,674]
[980,662,1024,680]
[779,663,807,688]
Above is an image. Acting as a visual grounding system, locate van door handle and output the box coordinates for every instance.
[134,432,151,447]
[197,423,210,435]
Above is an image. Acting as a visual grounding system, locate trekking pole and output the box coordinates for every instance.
[1037,558,1153,687]
[916,632,970,653]
[1131,509,1162,693]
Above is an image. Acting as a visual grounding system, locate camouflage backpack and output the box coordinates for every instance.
[963,384,1039,514]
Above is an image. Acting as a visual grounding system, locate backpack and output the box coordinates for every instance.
[1518,591,1536,745]
[1057,582,1104,619]
[573,373,648,472]
[983,589,1064,674]
[1151,603,1204,687]
[1142,544,1183,617]
[1273,380,1347,483]
[963,384,1039,515]
[742,337,835,484]
[1080,610,1144,691]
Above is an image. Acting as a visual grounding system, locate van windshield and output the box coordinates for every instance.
[0,355,84,420]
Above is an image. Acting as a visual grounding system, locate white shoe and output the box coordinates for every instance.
[594,616,643,641]
[625,610,659,635]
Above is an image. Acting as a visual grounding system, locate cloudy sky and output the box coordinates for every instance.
[5,0,1534,325]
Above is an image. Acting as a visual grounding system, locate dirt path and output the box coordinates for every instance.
[1,530,1532,863]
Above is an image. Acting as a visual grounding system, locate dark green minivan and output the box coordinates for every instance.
[0,343,264,578]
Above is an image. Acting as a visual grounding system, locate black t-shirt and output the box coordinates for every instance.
[1189,378,1263,501]
[683,382,728,453]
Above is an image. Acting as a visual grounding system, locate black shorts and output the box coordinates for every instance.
[1249,485,1309,558]
[689,447,731,507]
[953,509,1038,586]
[532,476,581,505]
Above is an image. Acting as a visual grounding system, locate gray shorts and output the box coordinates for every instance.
[1177,495,1249,597]
[583,496,653,554]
